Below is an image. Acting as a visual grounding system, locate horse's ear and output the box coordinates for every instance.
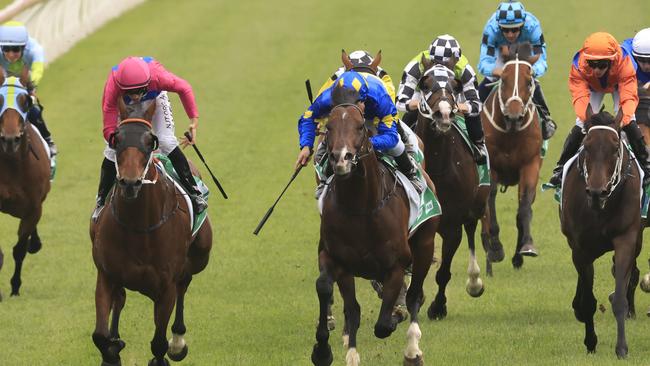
[0,95,4,110]
[117,97,128,121]
[421,53,434,72]
[369,50,381,71]
[144,100,156,122]
[19,66,30,88]
[0,73,5,87]
[500,44,510,60]
[585,104,594,121]
[341,49,353,70]
[614,109,624,128]
[445,54,458,70]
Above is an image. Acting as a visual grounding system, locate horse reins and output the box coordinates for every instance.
[483,56,536,133]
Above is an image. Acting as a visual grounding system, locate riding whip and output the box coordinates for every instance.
[253,80,315,235]
[183,131,228,199]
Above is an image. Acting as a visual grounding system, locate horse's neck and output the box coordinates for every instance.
[422,124,461,168]
[332,156,384,209]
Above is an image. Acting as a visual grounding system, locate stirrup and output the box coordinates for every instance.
[91,203,105,221]
[542,119,557,140]
[191,194,208,214]
[548,169,562,187]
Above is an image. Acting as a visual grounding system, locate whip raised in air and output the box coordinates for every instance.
[183,131,228,199]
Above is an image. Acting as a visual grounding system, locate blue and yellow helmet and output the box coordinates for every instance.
[496,1,526,28]
[336,71,369,101]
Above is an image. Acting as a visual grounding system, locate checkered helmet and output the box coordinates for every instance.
[348,50,374,67]
[429,34,461,63]
[496,1,526,28]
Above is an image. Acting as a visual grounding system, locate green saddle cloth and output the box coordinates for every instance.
[155,154,209,236]
[451,116,491,186]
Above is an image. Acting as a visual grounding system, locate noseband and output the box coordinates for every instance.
[484,56,536,133]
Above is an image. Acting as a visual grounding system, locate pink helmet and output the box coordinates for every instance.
[114,57,151,90]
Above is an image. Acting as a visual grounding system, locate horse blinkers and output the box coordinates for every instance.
[114,122,158,199]
[0,94,28,154]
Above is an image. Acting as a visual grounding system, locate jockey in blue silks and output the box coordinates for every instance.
[621,28,650,126]
[477,1,556,140]
[295,70,425,195]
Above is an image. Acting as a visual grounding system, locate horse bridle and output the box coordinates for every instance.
[417,67,458,122]
[484,56,536,133]
[113,118,159,185]
[327,103,374,169]
[579,125,626,199]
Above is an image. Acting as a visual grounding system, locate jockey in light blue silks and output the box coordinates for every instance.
[477,1,556,141]
[0,21,56,156]
[295,70,425,197]
[621,28,650,125]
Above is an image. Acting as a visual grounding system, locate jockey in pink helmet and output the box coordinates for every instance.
[93,56,206,217]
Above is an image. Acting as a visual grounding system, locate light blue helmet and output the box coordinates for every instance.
[0,21,28,46]
[496,1,526,28]
[336,71,369,101]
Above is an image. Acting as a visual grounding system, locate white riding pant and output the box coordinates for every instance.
[104,91,177,162]
[575,88,636,129]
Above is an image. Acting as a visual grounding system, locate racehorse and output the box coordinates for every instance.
[561,107,642,359]
[90,101,212,366]
[480,42,542,269]
[311,83,439,366]
[413,57,491,320]
[0,75,50,299]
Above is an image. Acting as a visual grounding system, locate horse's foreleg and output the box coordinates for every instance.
[110,287,126,340]
[187,218,212,275]
[312,250,335,366]
[487,177,504,262]
[612,235,637,359]
[405,221,435,366]
[149,285,176,366]
[167,274,192,362]
[464,220,484,298]
[92,271,124,366]
[514,163,540,266]
[27,228,42,254]
[427,226,461,320]
[0,246,3,301]
[337,274,361,366]
[375,266,404,339]
[571,252,597,354]
[10,212,39,296]
[480,211,495,276]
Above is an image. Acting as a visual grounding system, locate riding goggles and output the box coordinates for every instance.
[587,59,611,70]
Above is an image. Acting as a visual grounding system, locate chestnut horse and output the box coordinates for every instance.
[311,83,439,366]
[0,77,50,299]
[561,108,642,358]
[414,59,490,320]
[481,42,542,269]
[90,104,212,366]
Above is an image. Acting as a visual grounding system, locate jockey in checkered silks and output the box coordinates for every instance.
[477,1,557,141]
[396,34,487,164]
[0,21,56,157]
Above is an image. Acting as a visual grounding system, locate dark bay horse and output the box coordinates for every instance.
[90,104,212,366]
[561,108,642,359]
[311,84,439,366]
[0,77,50,299]
[480,42,542,269]
[414,59,490,320]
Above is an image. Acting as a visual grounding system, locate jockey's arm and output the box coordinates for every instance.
[478,23,499,77]
[618,59,640,126]
[396,61,420,112]
[529,22,548,78]
[296,91,330,167]
[457,62,482,116]
[568,65,593,122]
[368,92,400,151]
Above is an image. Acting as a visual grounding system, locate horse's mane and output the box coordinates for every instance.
[503,42,533,62]
[331,83,360,105]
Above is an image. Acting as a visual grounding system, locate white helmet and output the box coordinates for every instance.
[632,28,650,58]
[0,21,28,46]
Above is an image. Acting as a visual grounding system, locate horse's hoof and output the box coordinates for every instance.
[148,358,170,366]
[518,244,538,257]
[311,343,333,366]
[488,239,505,262]
[167,344,188,362]
[511,254,523,269]
[392,305,409,324]
[426,301,447,320]
[403,354,424,366]
[374,320,397,339]
[327,315,336,331]
[640,273,650,292]
[616,347,628,359]
[466,280,485,298]
[27,238,42,254]
[101,360,122,366]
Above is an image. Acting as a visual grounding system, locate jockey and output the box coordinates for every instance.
[296,70,425,195]
[396,34,487,163]
[548,32,650,187]
[477,1,556,140]
[0,21,56,156]
[94,56,207,216]
[316,50,395,101]
[621,28,650,124]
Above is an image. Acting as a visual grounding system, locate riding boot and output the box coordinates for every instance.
[622,122,650,187]
[401,109,418,130]
[532,81,556,140]
[465,114,488,164]
[27,103,57,156]
[92,158,117,220]
[548,125,585,187]
[167,147,208,214]
[394,150,425,194]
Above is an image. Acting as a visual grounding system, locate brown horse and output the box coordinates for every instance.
[0,77,50,299]
[90,104,212,366]
[561,107,642,359]
[311,83,439,366]
[414,59,491,320]
[480,42,542,269]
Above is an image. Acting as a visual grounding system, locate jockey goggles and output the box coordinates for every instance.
[587,59,611,69]
[635,56,650,64]
[124,86,148,97]
[1,45,22,53]
[500,26,522,34]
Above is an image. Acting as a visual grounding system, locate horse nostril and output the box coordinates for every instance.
[13,136,19,143]
[344,152,354,161]
[134,180,143,187]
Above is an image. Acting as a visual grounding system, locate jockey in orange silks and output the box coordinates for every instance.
[548,32,648,187]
